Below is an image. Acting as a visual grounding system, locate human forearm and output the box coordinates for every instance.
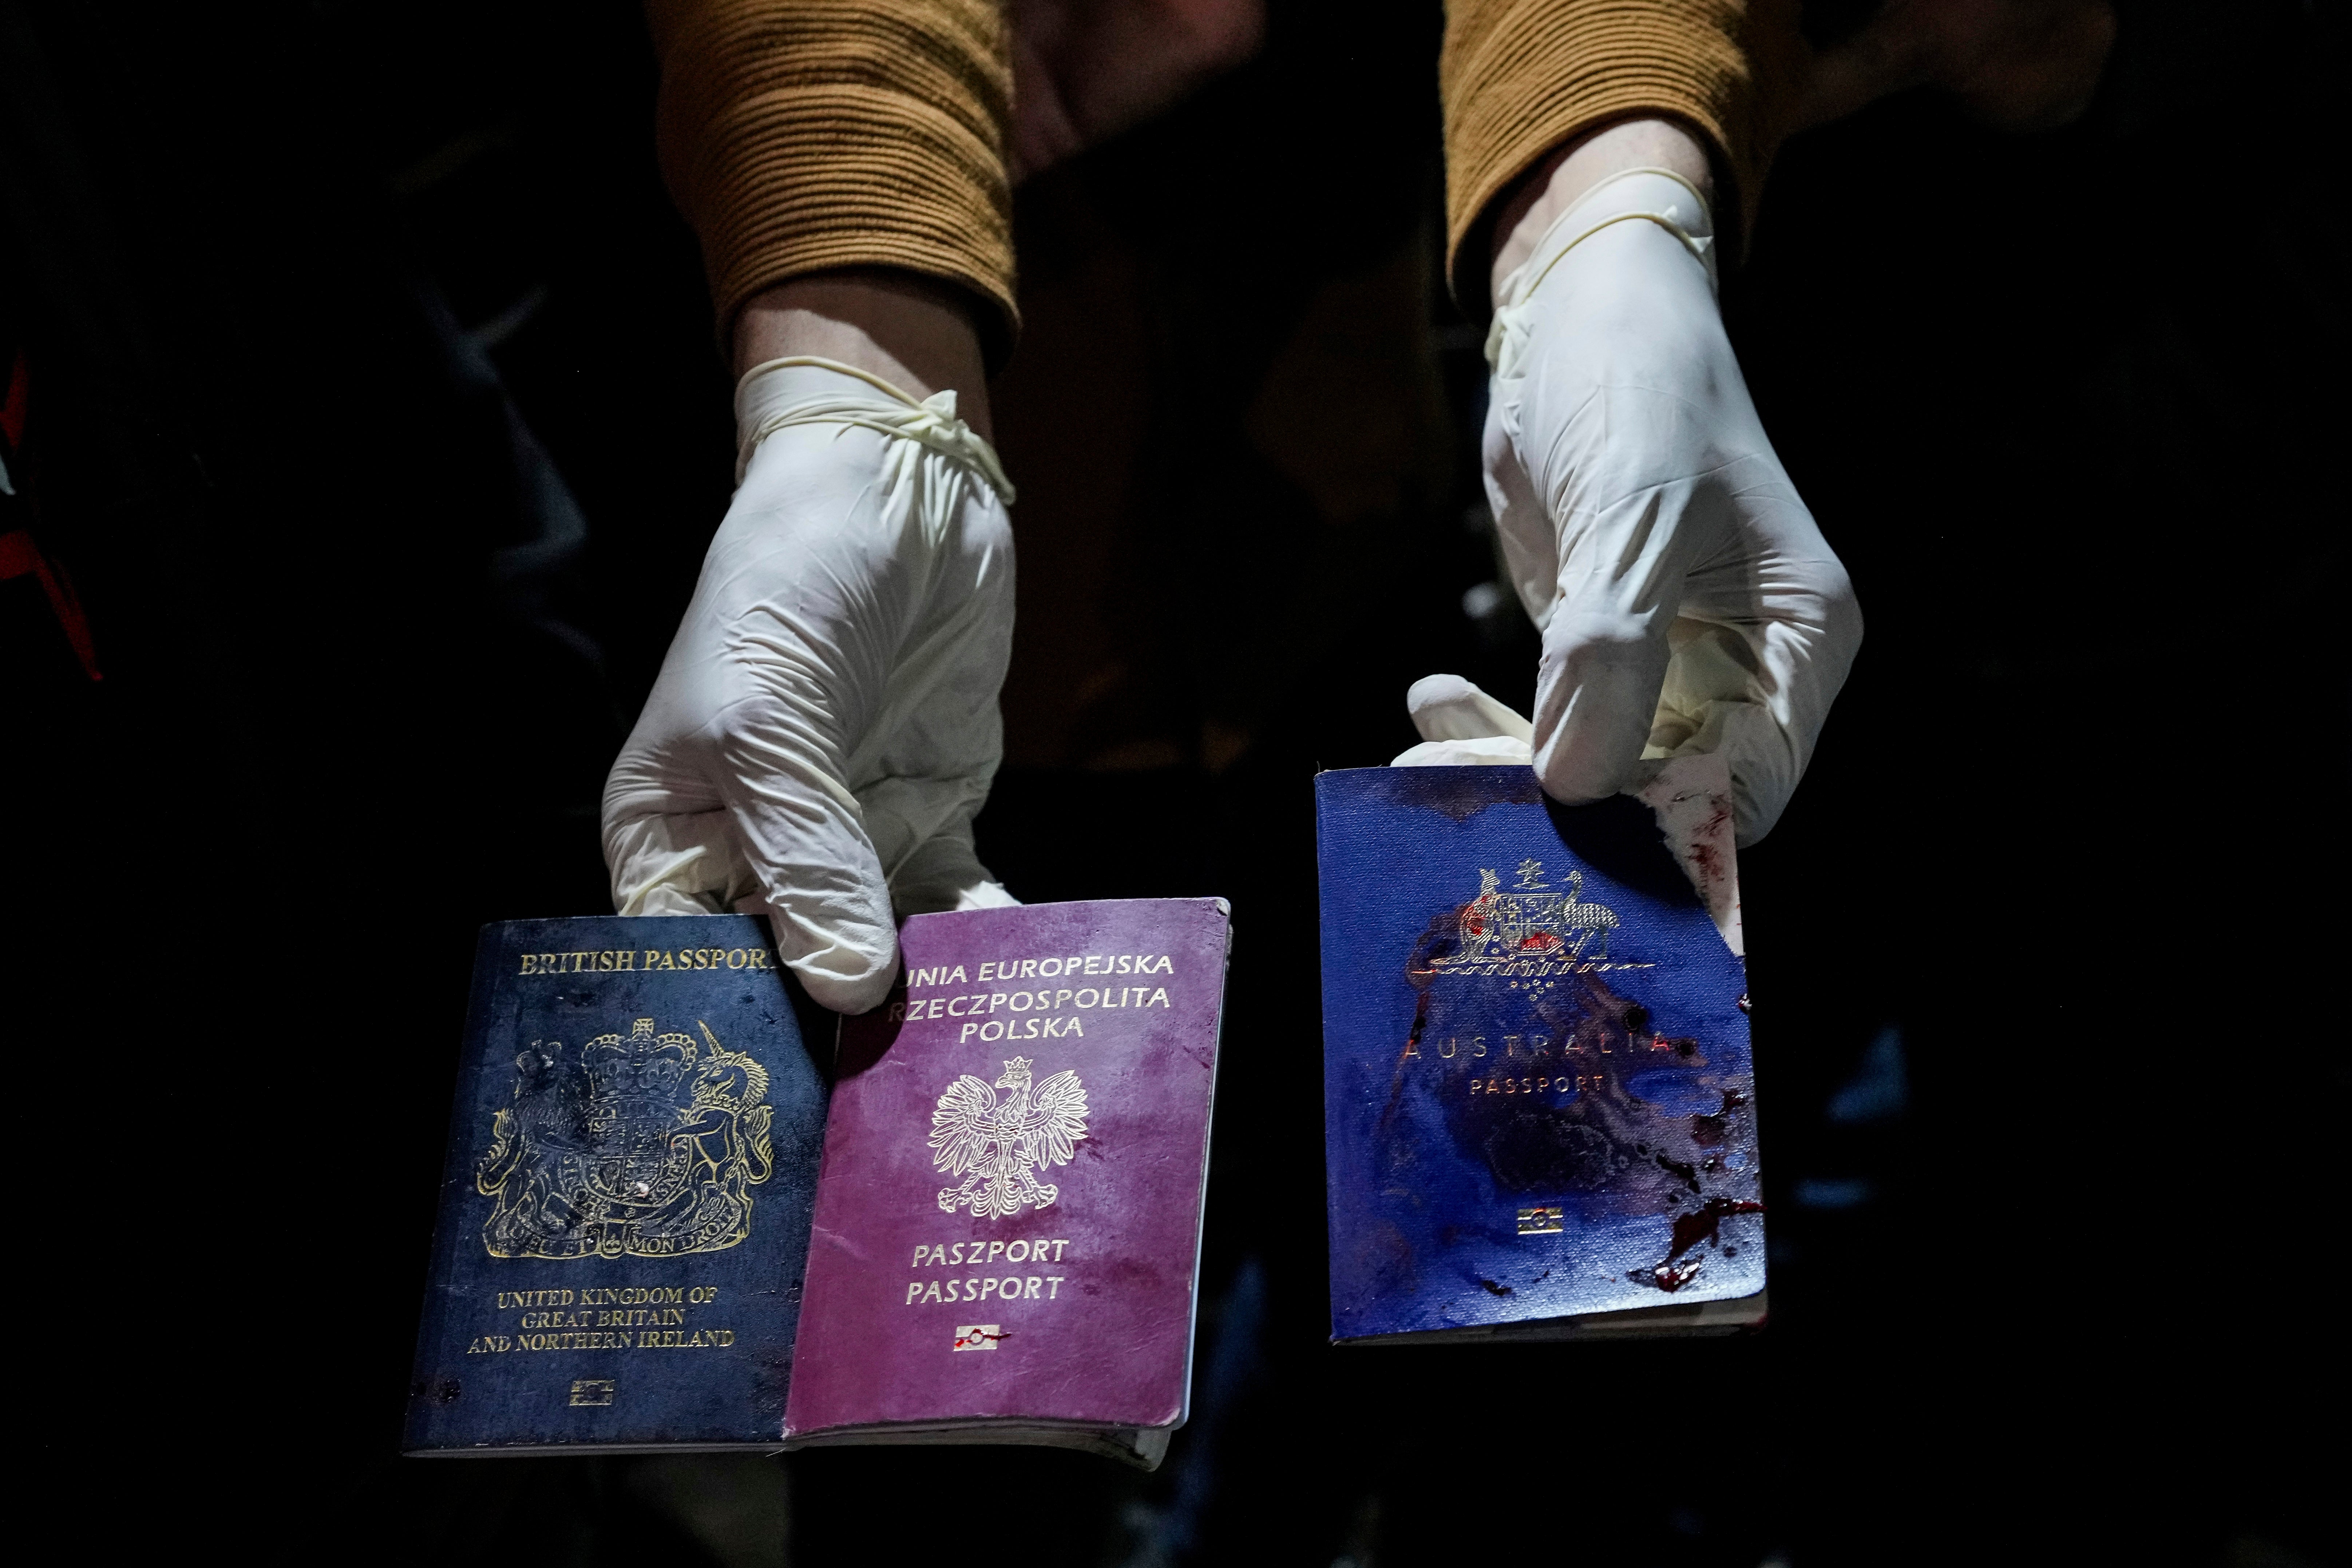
[733,270,994,443]
[1440,0,1810,309]
[1487,118,1714,303]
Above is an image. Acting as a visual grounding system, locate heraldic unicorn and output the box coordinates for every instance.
[476,1018,775,1260]
[929,1057,1090,1219]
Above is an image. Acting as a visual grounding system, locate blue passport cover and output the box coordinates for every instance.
[1317,767,1763,1341]
[405,916,828,1452]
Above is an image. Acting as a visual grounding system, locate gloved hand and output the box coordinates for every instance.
[602,357,1019,1014]
[1416,166,1861,844]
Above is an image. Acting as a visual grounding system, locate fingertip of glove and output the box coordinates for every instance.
[1405,674,1535,745]
[747,901,901,1016]
[1391,738,1535,768]
[1406,673,1480,714]
[798,966,899,1017]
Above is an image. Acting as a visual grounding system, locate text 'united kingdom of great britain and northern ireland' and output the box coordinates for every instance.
[463,1285,735,1355]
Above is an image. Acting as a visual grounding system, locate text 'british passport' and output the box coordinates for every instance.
[783,898,1231,1467]
[405,916,829,1453]
[1318,760,1765,1343]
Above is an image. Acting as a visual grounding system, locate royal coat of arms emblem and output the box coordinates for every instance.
[476,1018,775,1259]
[928,1057,1089,1219]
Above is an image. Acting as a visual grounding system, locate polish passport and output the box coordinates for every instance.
[782,898,1231,1467]
[1317,758,1765,1343]
[405,901,1229,1465]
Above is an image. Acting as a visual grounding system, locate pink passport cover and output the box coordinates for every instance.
[783,898,1230,1440]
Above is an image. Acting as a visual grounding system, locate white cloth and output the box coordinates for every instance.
[1462,168,1863,844]
[603,357,1018,1014]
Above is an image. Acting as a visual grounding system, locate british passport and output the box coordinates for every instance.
[405,902,1229,1464]
[405,916,829,1453]
[1317,759,1766,1343]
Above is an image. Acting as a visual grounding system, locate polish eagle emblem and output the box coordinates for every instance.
[929,1057,1089,1219]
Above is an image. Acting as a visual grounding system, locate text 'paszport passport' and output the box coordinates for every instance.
[405,916,828,1454]
[783,898,1231,1467]
[1318,761,1764,1343]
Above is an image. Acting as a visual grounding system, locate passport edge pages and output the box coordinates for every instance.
[403,915,829,1454]
[779,897,1232,1470]
[1317,757,1767,1346]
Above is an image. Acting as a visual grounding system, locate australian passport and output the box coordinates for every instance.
[1317,757,1766,1343]
[405,901,1229,1464]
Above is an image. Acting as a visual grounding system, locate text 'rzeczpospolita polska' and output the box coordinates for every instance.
[891,953,1180,1043]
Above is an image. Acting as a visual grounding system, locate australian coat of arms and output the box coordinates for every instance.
[476,1018,775,1259]
[929,1057,1089,1219]
[1444,860,1620,965]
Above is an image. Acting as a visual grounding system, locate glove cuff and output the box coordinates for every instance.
[732,356,1015,503]
[1486,168,1719,375]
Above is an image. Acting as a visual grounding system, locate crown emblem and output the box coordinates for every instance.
[476,1018,776,1261]
[583,1019,698,1114]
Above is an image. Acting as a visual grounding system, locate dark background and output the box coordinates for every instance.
[5,1,2343,1563]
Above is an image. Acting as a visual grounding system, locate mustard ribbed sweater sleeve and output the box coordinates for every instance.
[646,0,1018,354]
[1441,0,1809,307]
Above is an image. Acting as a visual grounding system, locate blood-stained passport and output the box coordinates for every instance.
[1318,760,1765,1343]
[405,916,829,1453]
[783,898,1231,1466]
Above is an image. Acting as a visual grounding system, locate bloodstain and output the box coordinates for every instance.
[1689,1088,1749,1148]
[1632,1196,1765,1292]
[1683,830,1732,911]
[1386,913,1761,1299]
[1670,1199,1765,1262]
[1388,765,1545,821]
[1405,905,1472,983]
[1485,1114,1618,1190]
[1402,989,1431,1061]
[1377,960,1452,1134]
[1635,1260,1704,1292]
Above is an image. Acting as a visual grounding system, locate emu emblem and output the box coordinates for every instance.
[1449,863,1620,964]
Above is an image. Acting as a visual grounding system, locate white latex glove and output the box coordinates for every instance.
[1391,673,1535,766]
[602,357,1019,1014]
[1394,677,1743,953]
[1438,167,1862,845]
